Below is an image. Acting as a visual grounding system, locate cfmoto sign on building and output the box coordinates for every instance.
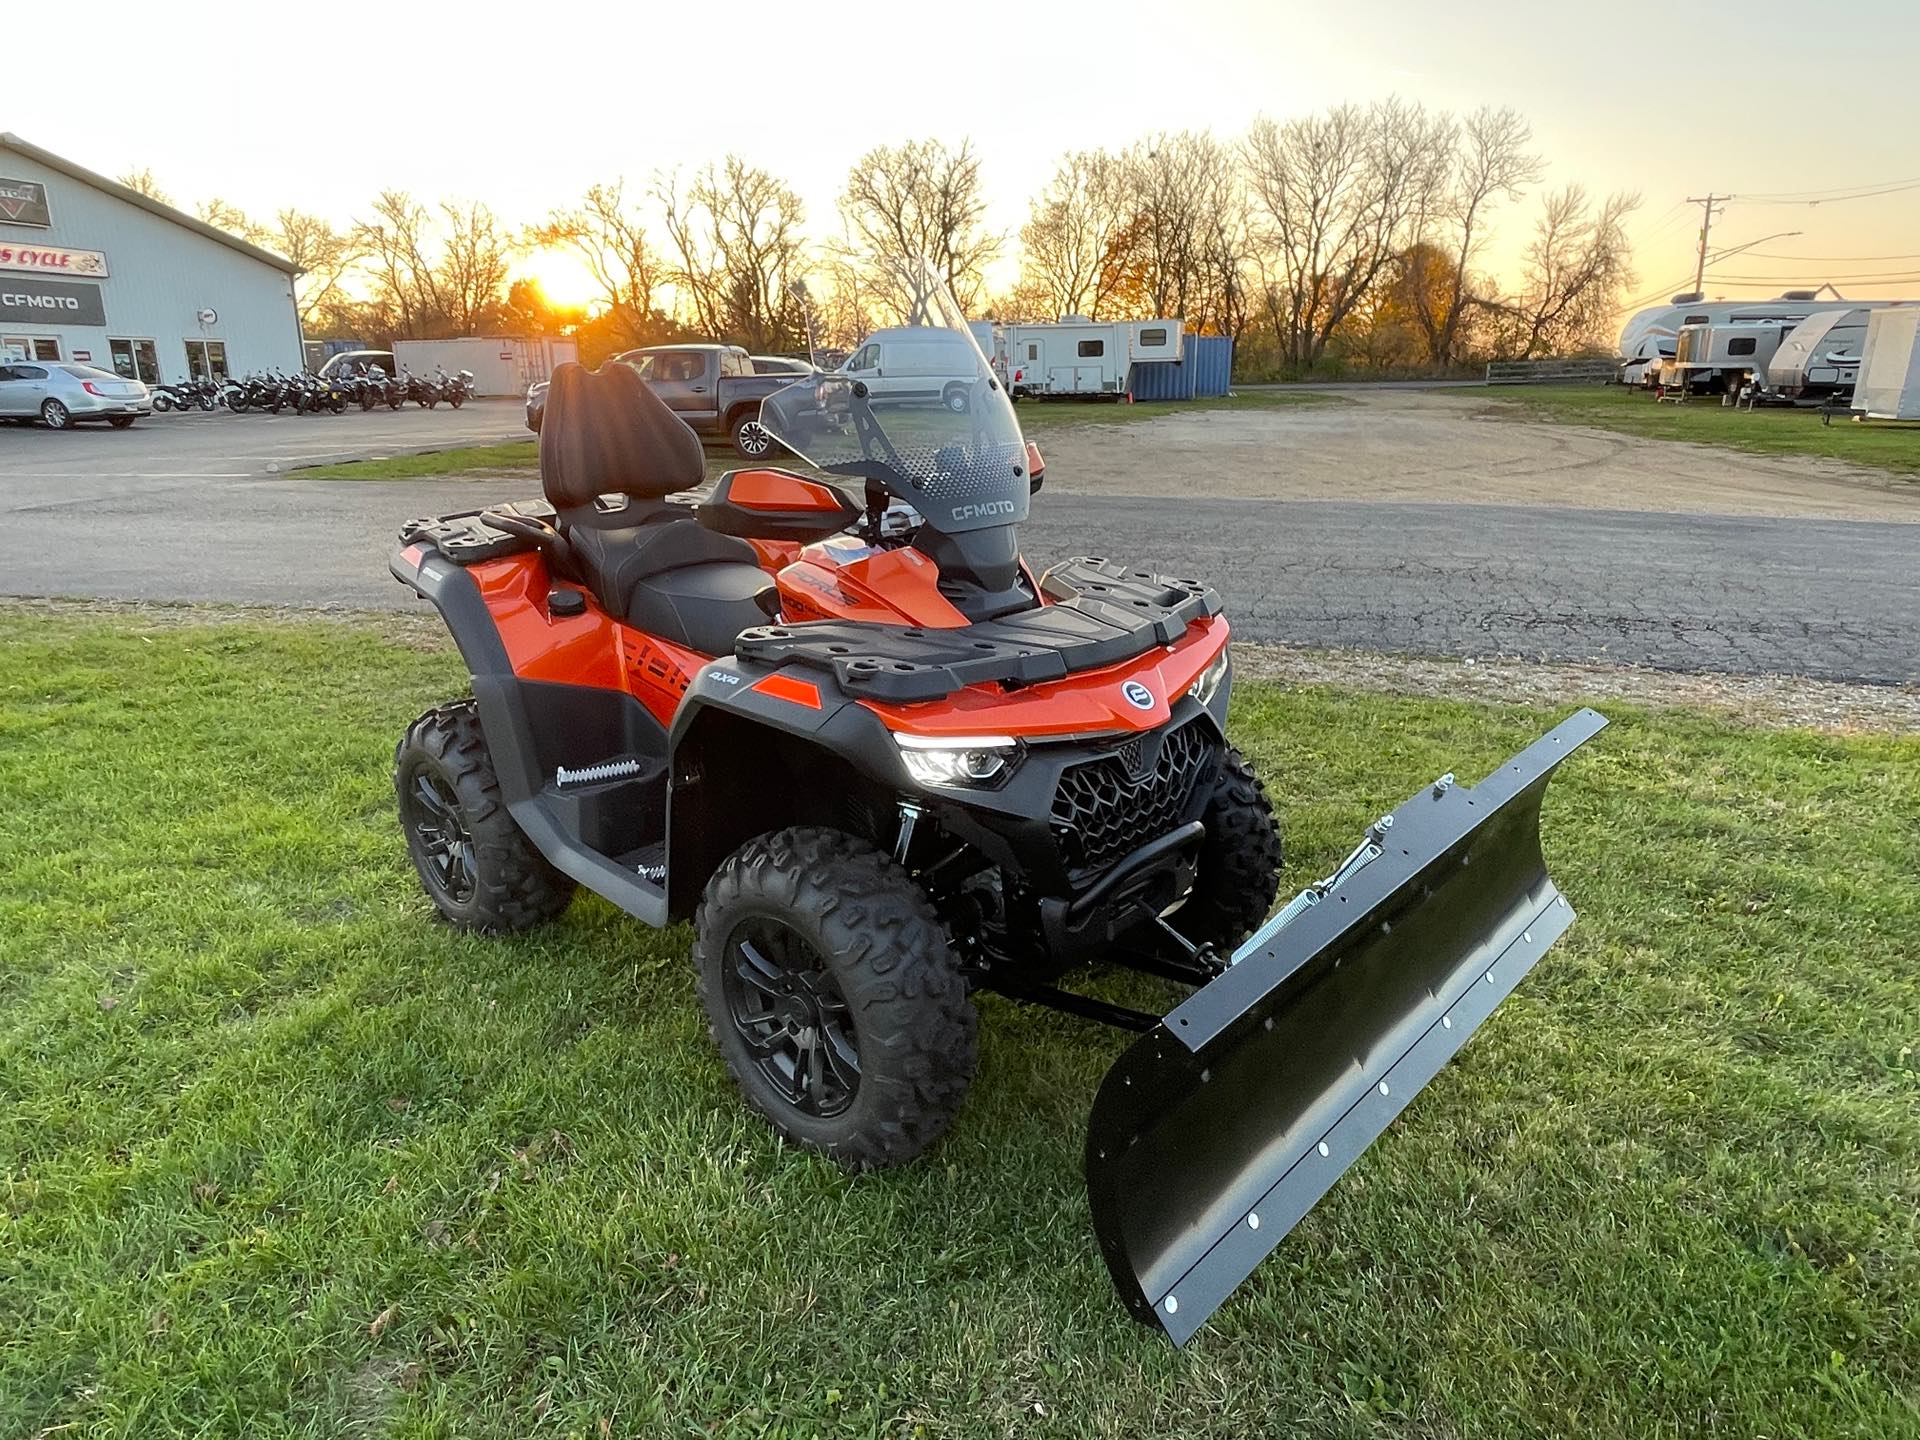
[0,276,106,327]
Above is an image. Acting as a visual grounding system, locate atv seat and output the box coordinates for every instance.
[541,361,776,655]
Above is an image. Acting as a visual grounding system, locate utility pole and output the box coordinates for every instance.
[1685,193,1725,296]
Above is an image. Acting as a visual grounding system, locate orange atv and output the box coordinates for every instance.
[387,269,1603,1344]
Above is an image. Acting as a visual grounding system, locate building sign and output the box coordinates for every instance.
[0,277,106,327]
[0,178,52,228]
[0,243,108,278]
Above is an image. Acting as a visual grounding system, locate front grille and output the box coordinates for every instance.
[1050,720,1215,879]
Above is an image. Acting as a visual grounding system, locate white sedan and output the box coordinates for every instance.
[0,360,151,429]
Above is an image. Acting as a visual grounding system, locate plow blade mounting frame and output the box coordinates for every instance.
[1085,707,1608,1345]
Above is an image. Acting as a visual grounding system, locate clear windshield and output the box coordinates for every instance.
[757,261,1029,534]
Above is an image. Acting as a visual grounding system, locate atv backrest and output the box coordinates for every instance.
[540,361,706,523]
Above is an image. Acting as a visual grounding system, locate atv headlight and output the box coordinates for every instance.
[1187,644,1230,708]
[895,733,1018,789]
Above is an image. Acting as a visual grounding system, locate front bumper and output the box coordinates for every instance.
[910,693,1226,899]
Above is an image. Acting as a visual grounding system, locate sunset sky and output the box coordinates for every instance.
[16,0,1920,315]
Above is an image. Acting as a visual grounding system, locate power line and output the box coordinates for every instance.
[1741,250,1920,263]
[1730,174,1920,202]
[1735,179,1920,207]
[1710,269,1920,282]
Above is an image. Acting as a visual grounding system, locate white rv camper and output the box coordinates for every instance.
[1002,317,1183,399]
[1852,307,1920,420]
[1618,291,1842,387]
[1765,307,1879,401]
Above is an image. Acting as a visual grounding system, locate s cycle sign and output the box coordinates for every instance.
[0,276,106,327]
[0,244,108,278]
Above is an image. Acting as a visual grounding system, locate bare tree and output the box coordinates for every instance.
[1118,132,1247,331]
[1410,106,1540,365]
[1498,185,1640,357]
[267,210,362,330]
[811,253,886,351]
[117,167,173,205]
[659,157,809,351]
[1242,99,1453,368]
[1018,150,1134,319]
[355,192,443,339]
[839,138,998,314]
[534,181,671,349]
[435,201,513,335]
[194,197,255,237]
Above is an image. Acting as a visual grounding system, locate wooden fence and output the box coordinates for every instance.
[1484,357,1619,385]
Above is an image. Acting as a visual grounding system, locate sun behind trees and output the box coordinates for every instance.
[149,100,1635,375]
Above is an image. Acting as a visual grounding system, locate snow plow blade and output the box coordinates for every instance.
[1086,708,1607,1345]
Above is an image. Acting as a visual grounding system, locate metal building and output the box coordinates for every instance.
[0,133,303,384]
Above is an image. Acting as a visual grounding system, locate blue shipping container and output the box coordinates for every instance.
[1189,334,1234,397]
[1126,333,1235,401]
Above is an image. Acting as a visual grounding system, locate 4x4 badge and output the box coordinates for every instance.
[1122,680,1155,710]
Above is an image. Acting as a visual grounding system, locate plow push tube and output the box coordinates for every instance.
[1085,708,1608,1345]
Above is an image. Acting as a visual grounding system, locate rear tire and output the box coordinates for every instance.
[693,827,978,1170]
[730,410,776,459]
[40,399,70,430]
[943,384,970,414]
[1175,745,1283,953]
[394,699,575,932]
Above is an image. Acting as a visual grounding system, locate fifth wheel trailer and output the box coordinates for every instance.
[1003,318,1183,398]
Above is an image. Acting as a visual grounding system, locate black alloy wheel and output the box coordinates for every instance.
[722,915,860,1117]
[400,765,478,907]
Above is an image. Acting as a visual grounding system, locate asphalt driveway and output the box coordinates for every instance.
[4,392,1915,685]
[0,397,526,481]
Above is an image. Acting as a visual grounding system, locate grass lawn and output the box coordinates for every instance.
[2,614,1916,1439]
[1466,384,1920,478]
[298,442,540,482]
[293,392,1338,482]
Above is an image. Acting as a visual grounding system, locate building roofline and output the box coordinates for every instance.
[0,132,302,275]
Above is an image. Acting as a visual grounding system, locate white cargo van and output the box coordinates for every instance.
[842,328,984,411]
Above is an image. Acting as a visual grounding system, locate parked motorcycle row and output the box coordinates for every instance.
[148,367,476,416]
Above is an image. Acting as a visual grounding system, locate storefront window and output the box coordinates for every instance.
[2,336,62,362]
[183,338,229,381]
[109,338,160,384]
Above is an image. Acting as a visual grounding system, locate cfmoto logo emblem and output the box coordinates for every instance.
[1122,680,1155,710]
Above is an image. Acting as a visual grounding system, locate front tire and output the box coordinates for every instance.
[693,827,978,1169]
[1175,745,1283,952]
[394,700,575,932]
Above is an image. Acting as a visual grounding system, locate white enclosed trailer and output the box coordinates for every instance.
[1852,307,1920,420]
[391,336,579,397]
[1667,319,1799,394]
[1002,317,1183,398]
